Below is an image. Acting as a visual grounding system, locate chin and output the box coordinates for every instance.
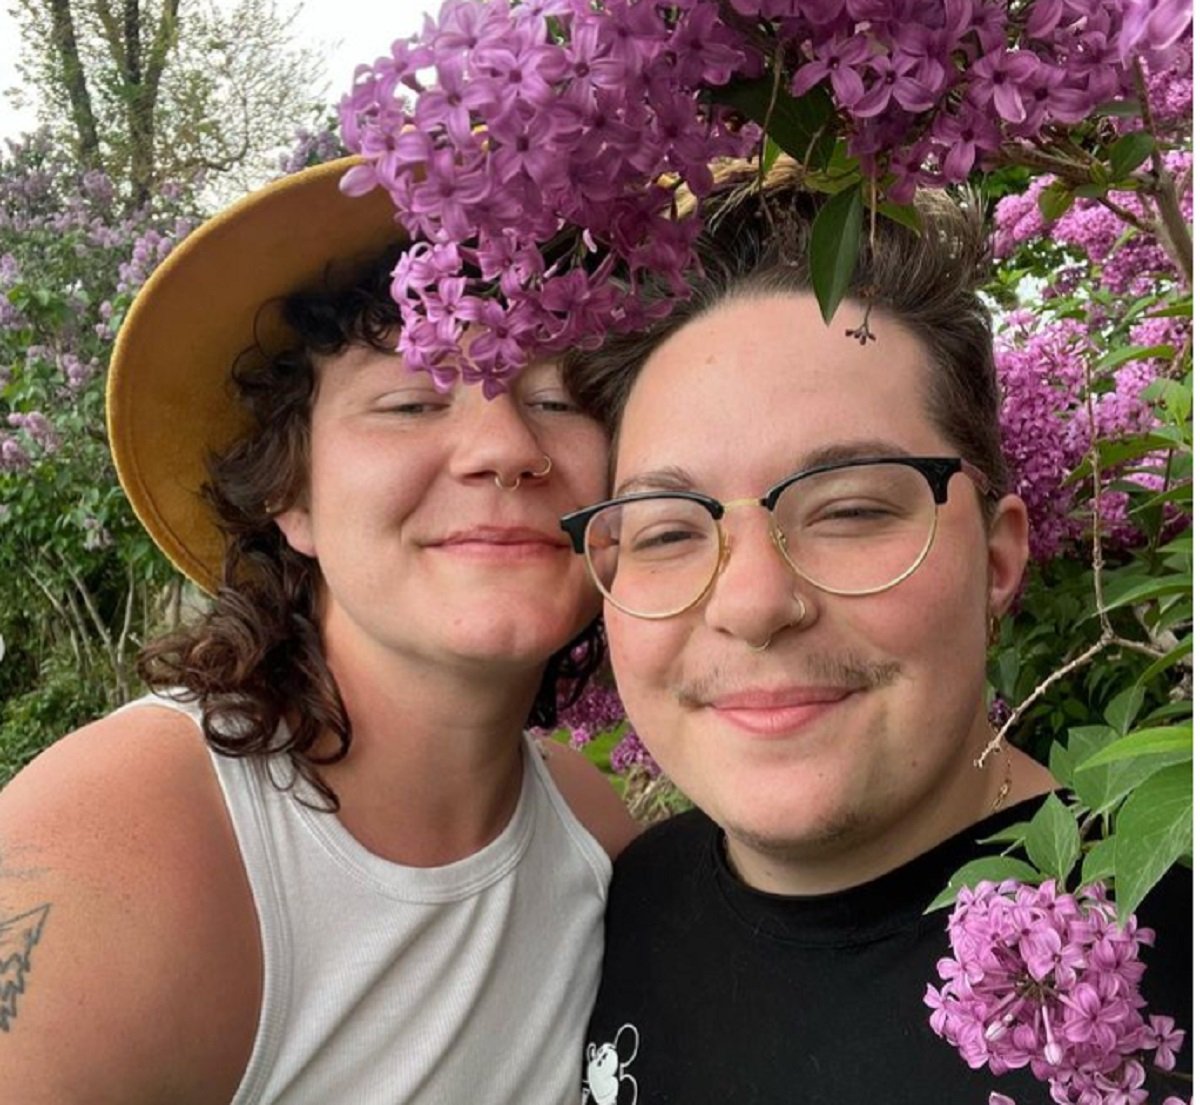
[709,779,873,861]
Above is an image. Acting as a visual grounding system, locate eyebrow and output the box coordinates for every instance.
[614,439,917,497]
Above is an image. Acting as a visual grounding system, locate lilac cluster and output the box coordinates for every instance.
[995,317,1088,561]
[0,131,198,478]
[0,411,60,474]
[339,0,756,392]
[995,313,1183,561]
[338,0,1190,390]
[609,729,661,777]
[926,879,1186,1105]
[543,683,628,750]
[993,152,1193,296]
[278,126,346,175]
[115,222,195,298]
[531,682,661,777]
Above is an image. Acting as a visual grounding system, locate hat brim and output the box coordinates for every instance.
[107,157,405,594]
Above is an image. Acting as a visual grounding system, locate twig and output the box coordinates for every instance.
[1132,58,1193,286]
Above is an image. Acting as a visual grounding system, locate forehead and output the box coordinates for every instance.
[614,293,944,487]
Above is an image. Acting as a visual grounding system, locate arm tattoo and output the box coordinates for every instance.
[0,904,51,1031]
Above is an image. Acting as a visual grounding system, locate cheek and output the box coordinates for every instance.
[605,611,680,716]
[561,427,610,502]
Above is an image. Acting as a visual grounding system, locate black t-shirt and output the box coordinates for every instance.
[583,798,1192,1105]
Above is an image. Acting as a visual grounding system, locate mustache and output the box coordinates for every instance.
[676,651,901,708]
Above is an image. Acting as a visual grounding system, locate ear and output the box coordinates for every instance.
[273,504,316,558]
[986,493,1029,617]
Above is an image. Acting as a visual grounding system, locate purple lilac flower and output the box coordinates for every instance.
[534,683,628,749]
[0,436,31,473]
[336,0,1182,393]
[926,880,1184,1105]
[7,411,61,456]
[609,729,660,777]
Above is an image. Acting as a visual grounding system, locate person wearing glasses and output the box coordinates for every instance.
[0,160,636,1104]
[564,163,1190,1104]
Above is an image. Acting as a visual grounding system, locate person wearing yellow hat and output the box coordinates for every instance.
[0,158,636,1104]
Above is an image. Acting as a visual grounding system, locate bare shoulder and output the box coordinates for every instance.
[0,704,260,1105]
[538,740,641,860]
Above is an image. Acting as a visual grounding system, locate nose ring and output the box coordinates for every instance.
[495,454,553,491]
[748,594,808,652]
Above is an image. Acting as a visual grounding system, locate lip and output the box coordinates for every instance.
[431,525,569,558]
[705,686,858,737]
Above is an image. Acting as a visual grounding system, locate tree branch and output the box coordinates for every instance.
[1132,58,1193,287]
[46,0,102,165]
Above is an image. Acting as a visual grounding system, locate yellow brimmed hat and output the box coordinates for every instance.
[107,157,405,594]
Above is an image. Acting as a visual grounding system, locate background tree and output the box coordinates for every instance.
[9,0,329,205]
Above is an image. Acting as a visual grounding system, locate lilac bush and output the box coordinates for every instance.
[0,131,198,756]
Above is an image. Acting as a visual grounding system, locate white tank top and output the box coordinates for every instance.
[121,693,610,1105]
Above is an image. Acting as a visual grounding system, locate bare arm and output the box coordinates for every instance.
[540,741,641,860]
[0,709,260,1105]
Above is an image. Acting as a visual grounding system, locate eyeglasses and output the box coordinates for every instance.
[560,456,993,620]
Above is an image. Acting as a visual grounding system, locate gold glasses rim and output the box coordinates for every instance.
[562,455,979,620]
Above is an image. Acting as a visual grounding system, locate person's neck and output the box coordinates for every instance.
[309,639,544,868]
[724,737,1056,898]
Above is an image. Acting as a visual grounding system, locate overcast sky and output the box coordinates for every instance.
[0,0,436,141]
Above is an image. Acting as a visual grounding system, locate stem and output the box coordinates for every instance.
[1132,58,1193,286]
[1083,357,1113,639]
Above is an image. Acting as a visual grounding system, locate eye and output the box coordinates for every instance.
[374,391,449,415]
[525,390,581,414]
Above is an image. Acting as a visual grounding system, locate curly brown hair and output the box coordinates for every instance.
[565,160,1008,500]
[139,246,605,808]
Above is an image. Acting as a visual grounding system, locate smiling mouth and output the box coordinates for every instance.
[705,687,859,737]
[432,527,569,557]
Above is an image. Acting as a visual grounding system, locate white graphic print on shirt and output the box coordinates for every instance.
[582,1023,639,1105]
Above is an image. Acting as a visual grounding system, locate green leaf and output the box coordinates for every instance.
[1094,343,1175,371]
[809,185,863,324]
[1106,131,1156,180]
[925,855,1042,913]
[1095,97,1145,117]
[1157,534,1193,556]
[761,135,782,175]
[1080,836,1118,885]
[1076,725,1192,769]
[977,820,1031,846]
[1114,763,1193,919]
[1147,298,1194,318]
[1099,573,1192,615]
[1103,686,1146,736]
[1066,430,1186,480]
[1038,181,1074,221]
[1136,634,1194,685]
[713,78,834,169]
[875,199,922,234]
[1024,793,1082,882]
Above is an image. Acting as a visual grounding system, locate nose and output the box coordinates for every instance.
[702,509,816,648]
[452,390,550,487]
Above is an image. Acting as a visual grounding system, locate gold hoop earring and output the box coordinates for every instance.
[527,454,553,479]
[495,474,523,491]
